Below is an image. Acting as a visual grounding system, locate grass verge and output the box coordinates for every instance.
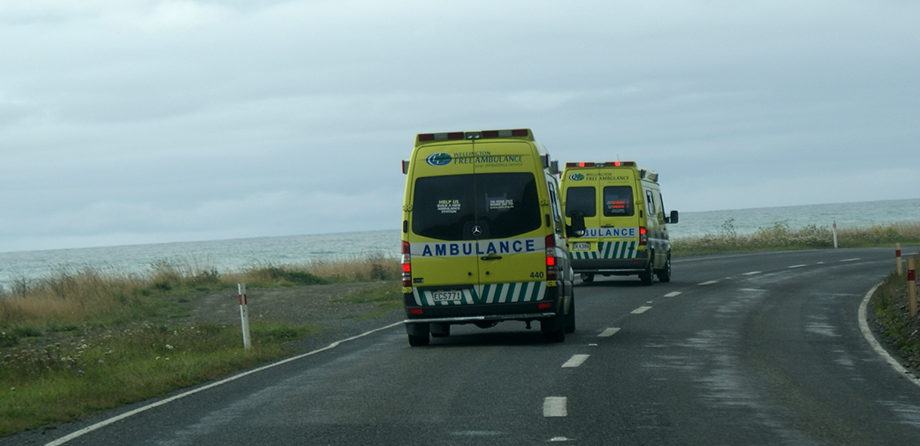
[870,267,920,372]
[0,255,399,437]
[673,221,920,255]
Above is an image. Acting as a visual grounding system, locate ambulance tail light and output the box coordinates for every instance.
[545,235,558,281]
[401,160,409,174]
[639,227,648,246]
[401,241,412,287]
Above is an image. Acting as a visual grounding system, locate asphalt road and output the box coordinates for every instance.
[16,247,920,445]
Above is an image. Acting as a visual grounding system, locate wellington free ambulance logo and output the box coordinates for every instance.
[426,153,452,166]
[568,173,585,181]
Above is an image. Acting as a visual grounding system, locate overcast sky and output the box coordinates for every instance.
[2,0,918,253]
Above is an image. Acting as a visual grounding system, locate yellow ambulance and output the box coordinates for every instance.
[560,161,678,285]
[400,129,579,346]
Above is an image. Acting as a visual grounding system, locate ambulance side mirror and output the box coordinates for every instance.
[667,210,679,224]
[568,212,586,238]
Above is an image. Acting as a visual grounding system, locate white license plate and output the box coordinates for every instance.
[572,242,591,251]
[431,291,463,302]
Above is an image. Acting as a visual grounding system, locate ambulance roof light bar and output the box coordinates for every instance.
[417,129,531,143]
[565,161,636,168]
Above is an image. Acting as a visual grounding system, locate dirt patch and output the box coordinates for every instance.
[186,281,406,351]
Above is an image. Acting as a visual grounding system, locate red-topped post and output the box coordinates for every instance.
[238,283,252,349]
[896,243,903,275]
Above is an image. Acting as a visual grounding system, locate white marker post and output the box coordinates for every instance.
[896,243,903,275]
[238,283,252,350]
[832,220,838,249]
[908,258,917,318]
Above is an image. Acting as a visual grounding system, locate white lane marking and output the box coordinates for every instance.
[664,291,682,297]
[631,306,652,314]
[598,327,621,337]
[699,280,719,286]
[788,264,807,269]
[742,271,761,276]
[543,397,568,417]
[841,258,861,262]
[562,354,590,368]
[44,321,405,446]
[859,283,920,389]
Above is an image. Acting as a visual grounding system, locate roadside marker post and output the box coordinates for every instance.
[238,283,252,349]
[832,220,838,249]
[908,258,917,318]
[896,243,903,275]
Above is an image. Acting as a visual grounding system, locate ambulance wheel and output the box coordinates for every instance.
[408,334,429,346]
[406,322,430,347]
[581,273,594,283]
[544,310,566,343]
[564,297,576,334]
[656,257,672,283]
[639,261,654,286]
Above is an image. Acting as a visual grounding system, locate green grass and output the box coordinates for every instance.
[0,321,320,436]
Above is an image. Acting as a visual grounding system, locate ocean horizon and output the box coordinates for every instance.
[2,198,918,290]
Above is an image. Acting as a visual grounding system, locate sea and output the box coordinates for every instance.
[1,198,918,290]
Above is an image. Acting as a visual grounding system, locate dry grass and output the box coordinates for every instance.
[0,255,399,331]
[673,221,920,255]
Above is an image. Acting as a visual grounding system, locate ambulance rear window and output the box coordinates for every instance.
[565,187,596,217]
[603,186,634,216]
[412,173,541,240]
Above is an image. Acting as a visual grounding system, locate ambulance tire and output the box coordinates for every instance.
[543,310,566,343]
[406,322,430,347]
[639,260,654,286]
[564,296,576,334]
[656,257,672,283]
[408,334,430,347]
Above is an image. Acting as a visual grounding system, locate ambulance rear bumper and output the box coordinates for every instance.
[404,312,557,324]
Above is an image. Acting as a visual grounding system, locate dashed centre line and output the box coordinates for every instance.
[664,291,682,297]
[543,397,568,417]
[788,264,807,269]
[598,327,621,337]
[841,258,861,262]
[742,271,761,276]
[699,280,719,286]
[562,354,590,368]
[631,306,653,314]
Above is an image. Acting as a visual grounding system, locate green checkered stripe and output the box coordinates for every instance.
[413,281,547,306]
[570,241,638,260]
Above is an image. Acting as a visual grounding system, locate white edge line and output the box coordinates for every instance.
[858,283,920,389]
[45,321,405,446]
[699,280,719,286]
[788,264,807,269]
[742,271,761,276]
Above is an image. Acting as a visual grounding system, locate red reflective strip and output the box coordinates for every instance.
[409,308,423,315]
[896,249,902,257]
[482,130,499,138]
[908,270,915,281]
[447,132,464,139]
[538,302,552,309]
[511,129,528,136]
[418,133,434,141]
